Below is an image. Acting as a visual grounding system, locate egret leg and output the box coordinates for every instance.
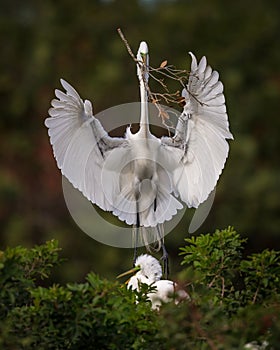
[161,242,169,278]
[133,241,137,266]
[156,224,169,278]
[133,210,140,266]
[133,232,138,266]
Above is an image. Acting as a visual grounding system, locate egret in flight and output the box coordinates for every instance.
[45,41,233,271]
[117,254,189,310]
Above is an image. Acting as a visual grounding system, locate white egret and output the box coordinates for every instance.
[45,41,233,271]
[244,341,269,350]
[117,254,189,310]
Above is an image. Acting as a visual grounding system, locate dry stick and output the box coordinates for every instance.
[150,65,188,85]
[117,28,203,110]
[151,67,208,109]
[148,71,168,91]
[117,28,137,62]
[148,65,191,109]
[252,284,260,304]
[117,28,194,132]
[117,29,173,128]
[221,276,225,299]
[117,28,176,101]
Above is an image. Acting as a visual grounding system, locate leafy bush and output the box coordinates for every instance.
[1,228,280,349]
[0,240,160,349]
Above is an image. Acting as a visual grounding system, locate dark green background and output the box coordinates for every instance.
[1,0,279,282]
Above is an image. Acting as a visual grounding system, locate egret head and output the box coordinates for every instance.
[138,41,148,58]
[137,41,149,83]
[135,254,162,282]
[117,254,162,283]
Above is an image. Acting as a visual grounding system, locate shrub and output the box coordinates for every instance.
[1,228,280,349]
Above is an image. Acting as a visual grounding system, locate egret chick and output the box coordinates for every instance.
[118,254,189,310]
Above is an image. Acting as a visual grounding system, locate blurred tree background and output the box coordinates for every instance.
[0,0,279,283]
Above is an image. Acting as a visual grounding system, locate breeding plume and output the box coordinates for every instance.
[117,254,189,310]
[45,41,233,264]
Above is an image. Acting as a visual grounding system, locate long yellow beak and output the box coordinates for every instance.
[117,266,140,279]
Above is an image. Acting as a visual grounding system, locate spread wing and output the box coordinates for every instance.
[45,79,181,228]
[161,52,233,208]
[45,79,127,211]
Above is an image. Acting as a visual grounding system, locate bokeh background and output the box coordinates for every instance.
[1,0,279,283]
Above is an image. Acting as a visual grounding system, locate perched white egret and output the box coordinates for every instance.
[45,41,233,269]
[117,254,189,310]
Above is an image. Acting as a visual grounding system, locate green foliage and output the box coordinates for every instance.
[1,230,280,349]
[180,228,280,309]
[173,227,280,348]
[180,227,246,309]
[240,249,280,304]
[0,239,62,318]
[0,240,160,349]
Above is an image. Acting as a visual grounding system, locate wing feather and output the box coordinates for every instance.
[45,79,126,211]
[162,53,233,207]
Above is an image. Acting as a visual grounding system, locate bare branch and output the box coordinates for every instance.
[221,276,225,299]
[117,28,137,62]
[252,284,260,304]
[117,29,207,131]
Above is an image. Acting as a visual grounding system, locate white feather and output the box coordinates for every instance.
[45,79,127,212]
[45,79,183,227]
[126,254,189,310]
[162,52,233,207]
[45,45,232,249]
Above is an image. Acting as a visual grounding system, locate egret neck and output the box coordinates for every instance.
[137,41,150,139]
